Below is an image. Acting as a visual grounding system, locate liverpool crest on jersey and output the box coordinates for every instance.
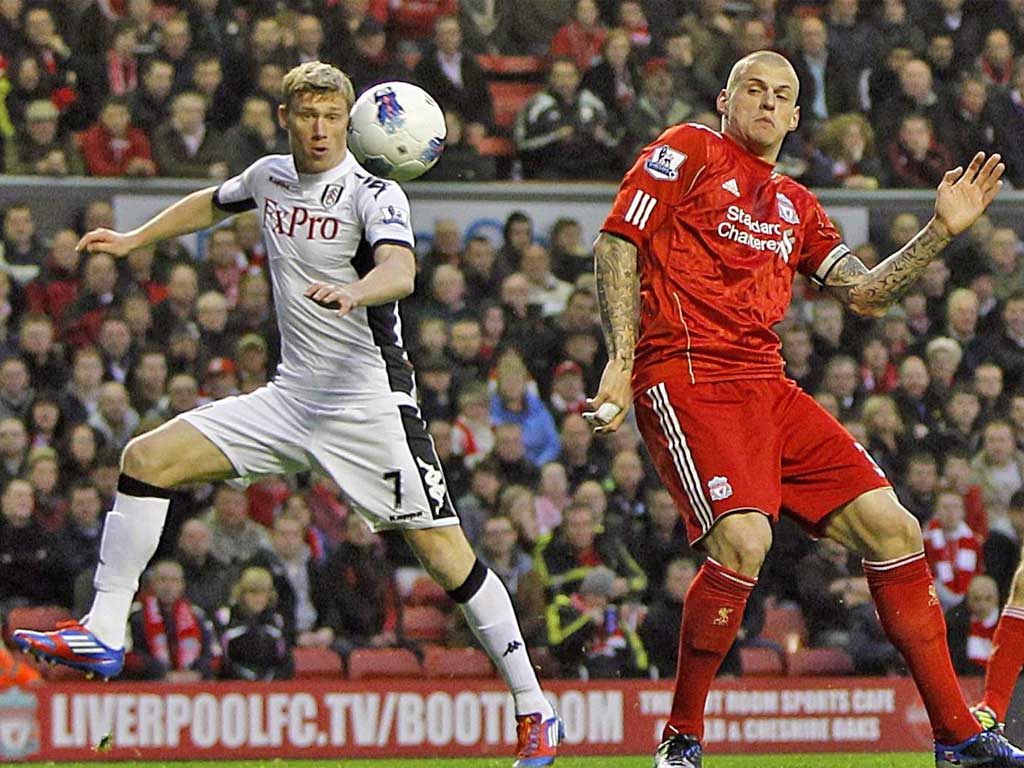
[776,193,800,225]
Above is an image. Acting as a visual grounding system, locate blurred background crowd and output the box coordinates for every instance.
[1,0,1024,684]
[1,0,1024,183]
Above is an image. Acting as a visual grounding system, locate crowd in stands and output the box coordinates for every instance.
[0,0,1023,184]
[0,194,1023,682]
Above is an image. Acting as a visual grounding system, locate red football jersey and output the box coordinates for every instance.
[602,123,851,392]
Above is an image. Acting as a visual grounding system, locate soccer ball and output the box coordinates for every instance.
[347,81,447,182]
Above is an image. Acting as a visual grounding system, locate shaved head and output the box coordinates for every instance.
[718,50,801,162]
[726,51,799,97]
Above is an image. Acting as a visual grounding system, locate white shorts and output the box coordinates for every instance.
[179,382,460,532]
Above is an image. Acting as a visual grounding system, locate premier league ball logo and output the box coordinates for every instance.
[374,87,406,134]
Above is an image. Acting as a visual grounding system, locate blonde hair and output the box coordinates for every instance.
[281,61,355,110]
[231,566,278,607]
[861,394,904,436]
[819,113,875,159]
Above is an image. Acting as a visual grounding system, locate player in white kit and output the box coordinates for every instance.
[14,62,562,767]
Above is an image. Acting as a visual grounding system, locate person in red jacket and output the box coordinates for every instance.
[388,0,457,45]
[550,0,607,72]
[79,95,157,177]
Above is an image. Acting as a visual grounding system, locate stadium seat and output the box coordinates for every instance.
[761,603,809,652]
[476,55,547,77]
[402,606,448,642]
[488,82,543,130]
[407,575,452,608]
[347,648,422,680]
[785,647,855,676]
[3,605,73,645]
[292,646,344,679]
[422,645,495,679]
[739,646,786,676]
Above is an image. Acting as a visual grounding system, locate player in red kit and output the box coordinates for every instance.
[587,51,1014,768]
[974,518,1024,734]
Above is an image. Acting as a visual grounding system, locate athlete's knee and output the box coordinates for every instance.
[859,501,922,560]
[1010,563,1024,606]
[704,512,772,577]
[121,434,173,486]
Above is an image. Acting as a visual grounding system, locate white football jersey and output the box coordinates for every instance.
[214,152,417,400]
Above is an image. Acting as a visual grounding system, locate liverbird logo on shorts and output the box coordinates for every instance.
[713,607,734,626]
[374,87,406,134]
[707,475,733,502]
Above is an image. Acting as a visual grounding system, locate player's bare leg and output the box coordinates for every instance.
[977,553,1024,730]
[404,525,562,766]
[12,419,235,678]
[827,488,1024,765]
[656,512,771,767]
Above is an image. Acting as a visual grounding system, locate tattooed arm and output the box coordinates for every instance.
[825,221,952,317]
[595,232,640,367]
[588,232,640,432]
[826,152,1005,317]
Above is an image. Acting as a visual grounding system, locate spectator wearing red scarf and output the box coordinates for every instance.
[925,488,984,610]
[946,574,1001,675]
[126,559,219,680]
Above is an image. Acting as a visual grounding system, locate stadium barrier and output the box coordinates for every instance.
[0,676,984,761]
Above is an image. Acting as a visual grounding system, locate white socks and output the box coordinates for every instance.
[457,567,554,719]
[85,482,171,648]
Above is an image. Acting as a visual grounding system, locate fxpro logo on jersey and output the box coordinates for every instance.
[717,205,795,263]
[263,198,342,240]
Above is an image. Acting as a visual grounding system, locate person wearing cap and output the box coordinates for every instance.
[545,565,648,678]
[204,356,240,401]
[5,98,83,175]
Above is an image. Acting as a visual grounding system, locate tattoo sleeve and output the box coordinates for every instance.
[594,232,640,367]
[825,219,953,317]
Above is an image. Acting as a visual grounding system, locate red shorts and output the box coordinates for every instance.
[634,376,890,545]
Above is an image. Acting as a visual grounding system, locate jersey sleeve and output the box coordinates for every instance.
[212,161,260,214]
[796,195,852,288]
[601,124,711,250]
[354,177,416,249]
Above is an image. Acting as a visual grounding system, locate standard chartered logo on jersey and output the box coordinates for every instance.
[717,205,795,264]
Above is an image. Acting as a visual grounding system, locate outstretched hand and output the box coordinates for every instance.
[76,228,138,258]
[934,152,1005,237]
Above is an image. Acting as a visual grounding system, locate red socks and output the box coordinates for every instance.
[863,551,979,745]
[981,606,1024,722]
[664,558,755,741]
